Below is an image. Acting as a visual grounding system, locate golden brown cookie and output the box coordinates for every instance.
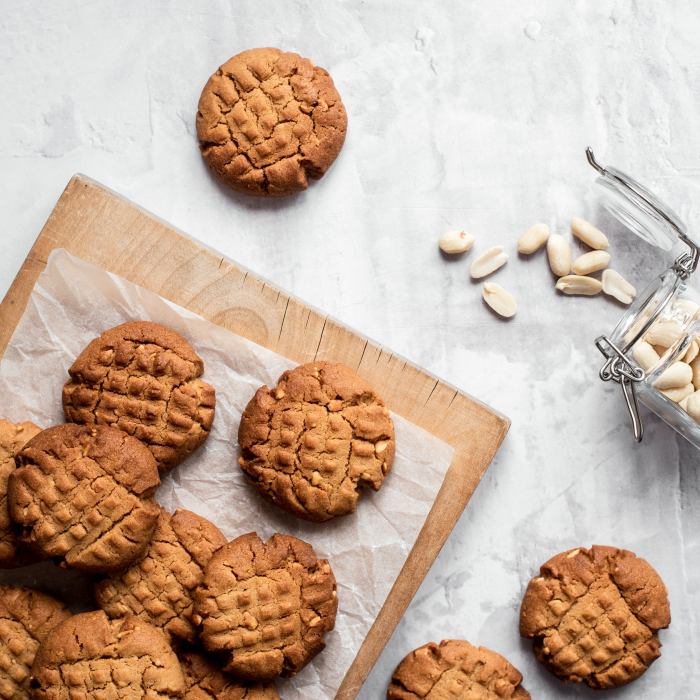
[30,610,185,699]
[95,507,227,644]
[0,419,42,568]
[63,321,216,473]
[197,47,347,197]
[194,532,337,681]
[8,424,161,573]
[519,545,671,689]
[0,585,71,700]
[238,361,395,522]
[387,640,530,699]
[179,651,279,700]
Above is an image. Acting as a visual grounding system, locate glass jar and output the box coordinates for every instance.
[589,148,700,448]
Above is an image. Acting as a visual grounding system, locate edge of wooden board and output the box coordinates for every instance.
[0,175,510,697]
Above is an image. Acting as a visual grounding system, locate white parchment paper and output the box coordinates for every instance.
[0,249,454,698]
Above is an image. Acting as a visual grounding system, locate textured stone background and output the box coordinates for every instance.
[2,1,699,697]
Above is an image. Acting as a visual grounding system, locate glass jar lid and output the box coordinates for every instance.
[586,147,687,251]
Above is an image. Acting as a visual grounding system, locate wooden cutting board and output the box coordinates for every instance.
[0,175,509,698]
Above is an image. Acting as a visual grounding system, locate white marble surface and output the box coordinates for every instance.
[1,1,699,697]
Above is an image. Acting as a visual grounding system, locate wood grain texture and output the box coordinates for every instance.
[0,175,509,698]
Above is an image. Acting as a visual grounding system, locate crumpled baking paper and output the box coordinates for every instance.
[0,249,454,698]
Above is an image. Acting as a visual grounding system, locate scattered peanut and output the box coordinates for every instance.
[482,282,517,318]
[654,361,693,390]
[546,234,572,277]
[517,223,550,254]
[632,341,660,373]
[439,230,475,254]
[572,250,611,276]
[602,269,636,305]
[571,217,609,250]
[661,383,694,403]
[555,275,602,296]
[470,246,508,279]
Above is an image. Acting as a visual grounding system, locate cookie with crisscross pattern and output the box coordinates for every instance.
[0,419,42,568]
[197,47,347,196]
[387,639,530,699]
[194,532,337,680]
[63,321,216,473]
[96,508,226,643]
[0,585,71,700]
[179,651,279,700]
[519,545,670,689]
[30,610,185,699]
[8,424,160,573]
[239,361,395,522]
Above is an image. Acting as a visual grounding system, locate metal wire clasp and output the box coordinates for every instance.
[595,336,645,441]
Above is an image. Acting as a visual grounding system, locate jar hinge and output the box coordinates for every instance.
[595,335,645,442]
[673,236,699,280]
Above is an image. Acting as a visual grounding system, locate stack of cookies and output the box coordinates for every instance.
[0,318,399,698]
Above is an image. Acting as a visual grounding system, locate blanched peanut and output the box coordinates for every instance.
[571,251,611,275]
[660,383,694,402]
[680,395,691,411]
[546,235,571,277]
[518,223,549,254]
[633,341,660,373]
[482,282,517,318]
[691,355,700,390]
[654,361,693,390]
[470,246,508,279]
[571,217,610,250]
[439,230,475,254]
[645,320,684,348]
[686,391,700,421]
[673,298,699,321]
[555,275,602,296]
[602,269,636,305]
[683,340,699,364]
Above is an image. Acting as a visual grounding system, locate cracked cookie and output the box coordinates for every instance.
[238,361,395,522]
[30,610,185,699]
[8,424,161,573]
[0,419,42,568]
[0,585,71,700]
[197,47,347,197]
[519,545,671,689]
[179,650,280,700]
[194,532,337,680]
[63,321,216,473]
[387,639,530,700]
[96,507,227,644]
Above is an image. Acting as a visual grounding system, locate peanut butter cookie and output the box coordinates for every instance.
[8,424,160,573]
[0,419,42,568]
[194,532,337,681]
[387,640,530,700]
[520,545,671,689]
[179,651,279,700]
[63,321,216,473]
[96,507,226,644]
[0,585,71,700]
[197,47,347,196]
[239,361,395,522]
[30,610,185,699]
